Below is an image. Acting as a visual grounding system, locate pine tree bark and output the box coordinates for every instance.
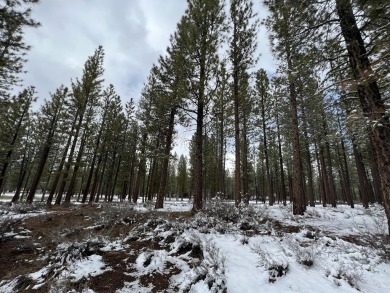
[352,143,370,208]
[319,145,330,207]
[287,62,305,215]
[325,140,337,207]
[26,135,52,204]
[64,128,88,204]
[110,155,121,202]
[96,151,108,203]
[191,31,208,212]
[276,114,287,205]
[55,112,83,205]
[233,66,241,207]
[46,119,76,206]
[261,92,273,206]
[88,146,105,203]
[192,92,204,212]
[340,138,354,207]
[156,107,176,209]
[242,109,250,204]
[301,105,315,207]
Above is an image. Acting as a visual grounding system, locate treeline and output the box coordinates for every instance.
[1,0,390,230]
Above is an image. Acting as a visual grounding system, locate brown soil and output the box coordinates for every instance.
[0,204,191,292]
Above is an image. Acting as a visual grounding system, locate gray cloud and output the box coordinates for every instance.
[20,0,275,105]
[22,0,187,102]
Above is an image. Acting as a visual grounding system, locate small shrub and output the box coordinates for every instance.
[240,235,249,245]
[326,263,363,289]
[251,242,289,283]
[268,263,288,283]
[283,234,317,267]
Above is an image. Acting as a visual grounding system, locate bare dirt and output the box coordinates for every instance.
[0,204,193,292]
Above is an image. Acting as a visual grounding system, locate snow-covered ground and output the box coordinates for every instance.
[0,199,389,292]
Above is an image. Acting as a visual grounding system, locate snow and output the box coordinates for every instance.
[117,280,153,293]
[1,200,390,292]
[216,235,263,292]
[68,254,108,281]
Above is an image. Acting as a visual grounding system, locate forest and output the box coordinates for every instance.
[1,0,390,292]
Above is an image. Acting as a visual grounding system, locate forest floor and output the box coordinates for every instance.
[0,198,390,292]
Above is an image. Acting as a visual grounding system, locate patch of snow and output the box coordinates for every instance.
[117,280,153,293]
[100,240,127,252]
[66,254,109,281]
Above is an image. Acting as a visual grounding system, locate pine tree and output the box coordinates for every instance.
[334,0,390,233]
[154,41,185,209]
[25,86,68,203]
[176,0,226,211]
[264,0,312,214]
[229,0,258,206]
[255,69,274,205]
[212,63,231,197]
[0,87,36,194]
[54,46,104,205]
[81,84,116,203]
[0,0,40,97]
[177,154,188,200]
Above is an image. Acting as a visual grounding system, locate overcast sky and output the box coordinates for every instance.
[22,0,275,105]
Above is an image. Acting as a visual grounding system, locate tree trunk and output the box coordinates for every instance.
[11,138,29,203]
[242,110,250,204]
[88,146,105,203]
[233,66,241,207]
[132,134,147,204]
[192,96,204,212]
[325,140,337,207]
[340,139,354,207]
[301,105,315,207]
[368,137,383,203]
[261,95,273,206]
[81,118,107,203]
[64,131,87,204]
[319,145,330,207]
[26,142,51,204]
[156,107,176,209]
[95,151,108,203]
[276,115,287,206]
[46,115,77,206]
[352,143,370,208]
[192,43,207,212]
[0,102,29,193]
[288,67,305,214]
[55,112,83,205]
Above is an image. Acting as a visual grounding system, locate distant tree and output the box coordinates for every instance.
[0,87,36,194]
[81,85,116,203]
[54,46,104,205]
[255,69,274,205]
[177,154,188,200]
[25,86,68,203]
[211,63,231,196]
